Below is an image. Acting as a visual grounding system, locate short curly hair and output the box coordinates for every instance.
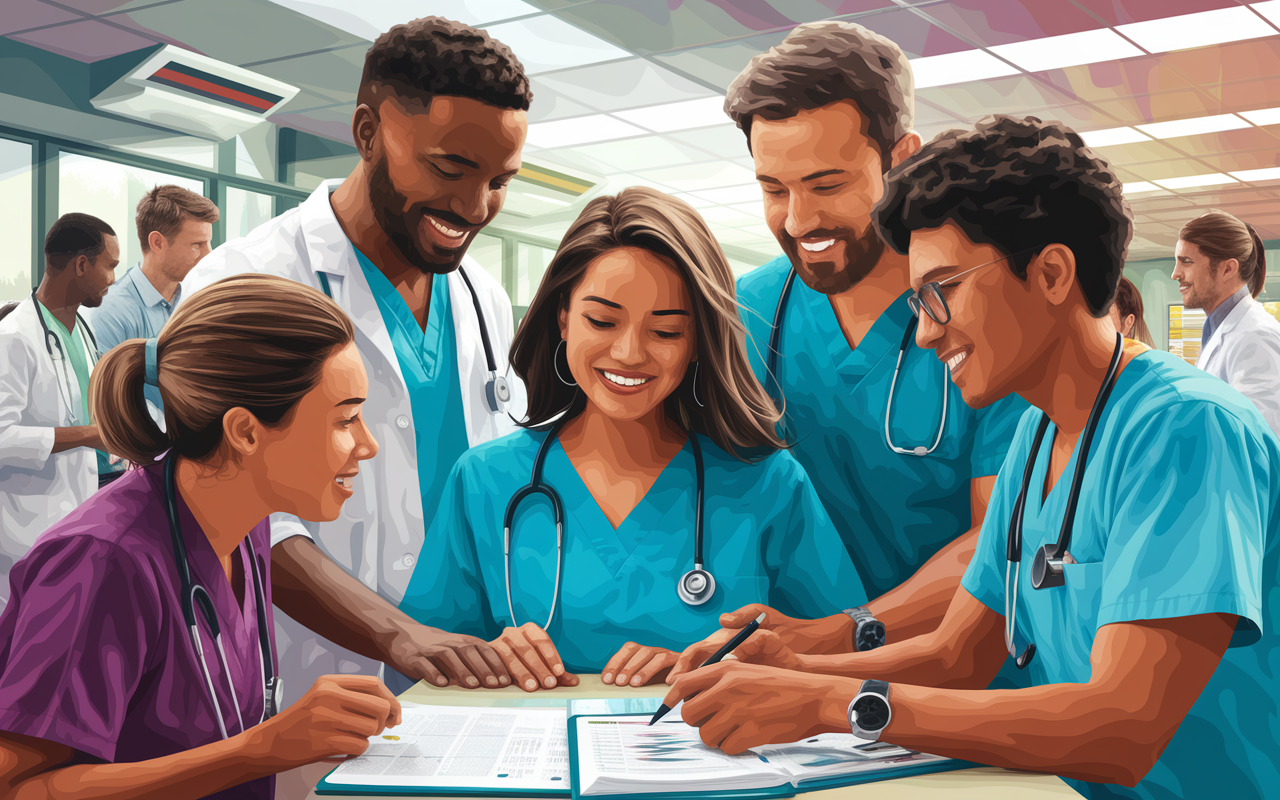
[358,17,531,112]
[875,115,1133,316]
[725,21,913,165]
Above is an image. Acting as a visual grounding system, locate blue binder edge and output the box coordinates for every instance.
[314,766,571,796]
[565,711,982,800]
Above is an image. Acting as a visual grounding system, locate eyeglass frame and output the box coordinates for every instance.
[908,247,1042,326]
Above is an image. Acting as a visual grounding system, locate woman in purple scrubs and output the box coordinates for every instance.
[0,274,396,799]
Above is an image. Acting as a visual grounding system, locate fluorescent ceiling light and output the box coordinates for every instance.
[909,49,1019,89]
[1253,1,1280,26]
[1122,181,1162,194]
[990,29,1143,73]
[261,0,539,40]
[485,15,630,74]
[1153,173,1239,190]
[688,184,760,205]
[1230,167,1280,182]
[1116,6,1276,53]
[522,192,571,206]
[1240,106,1280,126]
[612,97,729,133]
[699,206,758,225]
[727,201,766,218]
[1136,113,1249,139]
[671,192,715,209]
[526,114,647,148]
[1080,127,1151,147]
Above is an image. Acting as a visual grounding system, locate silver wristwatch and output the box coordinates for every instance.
[847,679,892,742]
[842,606,887,651]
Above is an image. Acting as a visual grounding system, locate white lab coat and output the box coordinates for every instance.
[181,180,527,707]
[0,298,97,610]
[1198,294,1280,439]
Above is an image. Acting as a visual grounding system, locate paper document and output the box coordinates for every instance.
[324,705,569,792]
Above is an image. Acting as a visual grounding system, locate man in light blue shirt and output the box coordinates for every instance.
[85,186,217,485]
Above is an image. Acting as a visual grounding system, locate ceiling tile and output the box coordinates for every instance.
[540,135,715,174]
[243,45,365,105]
[1029,56,1199,104]
[1022,103,1122,131]
[1198,148,1280,173]
[1,0,83,35]
[7,17,160,61]
[916,75,1077,120]
[853,8,973,58]
[650,31,791,91]
[533,59,715,112]
[486,13,631,74]
[107,0,364,63]
[1127,157,1230,180]
[1153,39,1280,85]
[699,205,760,226]
[1070,0,1241,26]
[526,83,598,123]
[914,0,1104,48]
[1084,138,1186,166]
[667,125,748,157]
[1088,90,1221,125]
[1203,78,1280,114]
[635,161,757,192]
[56,0,181,13]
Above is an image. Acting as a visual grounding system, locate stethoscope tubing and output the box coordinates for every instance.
[31,292,101,426]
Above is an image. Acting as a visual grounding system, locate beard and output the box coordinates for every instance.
[81,293,104,309]
[780,222,886,296]
[368,154,475,275]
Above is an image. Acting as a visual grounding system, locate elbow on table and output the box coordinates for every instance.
[1067,720,1170,787]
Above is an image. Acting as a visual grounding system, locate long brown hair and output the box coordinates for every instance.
[1179,210,1267,298]
[509,187,785,460]
[91,274,355,464]
[1114,276,1155,348]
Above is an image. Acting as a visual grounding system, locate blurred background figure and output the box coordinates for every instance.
[1110,276,1155,347]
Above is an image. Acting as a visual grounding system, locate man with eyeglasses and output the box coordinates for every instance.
[662,113,1280,800]
[671,22,1030,677]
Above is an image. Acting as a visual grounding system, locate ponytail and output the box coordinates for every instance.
[91,338,174,464]
[1245,223,1267,299]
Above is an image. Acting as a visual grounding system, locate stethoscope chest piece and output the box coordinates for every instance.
[487,372,511,411]
[1031,544,1065,590]
[676,567,716,606]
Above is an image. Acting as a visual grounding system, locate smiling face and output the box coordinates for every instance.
[557,247,698,423]
[369,94,526,274]
[256,342,380,522]
[1172,239,1237,312]
[751,101,889,295]
[909,222,1050,409]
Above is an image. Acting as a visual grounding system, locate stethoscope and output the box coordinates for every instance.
[162,454,281,739]
[502,417,712,630]
[32,291,101,426]
[766,267,948,455]
[318,263,510,413]
[1003,332,1124,670]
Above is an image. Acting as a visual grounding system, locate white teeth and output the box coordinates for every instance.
[947,352,968,371]
[603,370,651,387]
[334,476,353,488]
[800,239,835,252]
[427,216,466,238]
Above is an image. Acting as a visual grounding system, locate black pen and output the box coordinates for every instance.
[648,612,767,725]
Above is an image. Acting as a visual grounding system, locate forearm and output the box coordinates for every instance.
[799,623,995,689]
[10,735,274,800]
[865,527,978,642]
[51,425,104,453]
[270,536,417,662]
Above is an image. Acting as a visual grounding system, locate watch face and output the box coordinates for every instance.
[856,621,886,651]
[853,695,889,731]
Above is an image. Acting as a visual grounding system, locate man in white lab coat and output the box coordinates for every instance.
[0,214,120,610]
[1174,209,1280,437]
[184,17,530,706]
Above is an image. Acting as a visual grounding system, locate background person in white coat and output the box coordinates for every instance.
[182,17,529,713]
[1174,209,1280,437]
[0,213,120,610]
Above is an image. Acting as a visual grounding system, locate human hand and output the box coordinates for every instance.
[384,624,510,689]
[667,604,843,682]
[490,622,581,692]
[661,662,858,754]
[602,643,680,686]
[244,674,402,769]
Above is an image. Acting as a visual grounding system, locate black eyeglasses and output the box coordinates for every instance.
[908,248,1040,326]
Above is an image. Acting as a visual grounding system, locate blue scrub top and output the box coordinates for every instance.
[737,256,1030,599]
[962,350,1280,800]
[400,428,866,673]
[352,248,470,530]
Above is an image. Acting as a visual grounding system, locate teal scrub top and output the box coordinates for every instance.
[737,256,1030,599]
[961,351,1280,800]
[352,248,470,529]
[36,301,107,476]
[399,428,867,673]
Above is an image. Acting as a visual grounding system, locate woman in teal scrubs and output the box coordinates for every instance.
[400,187,864,691]
[661,116,1280,799]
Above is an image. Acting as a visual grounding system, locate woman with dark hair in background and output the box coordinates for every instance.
[1174,209,1280,437]
[0,275,398,799]
[1109,276,1154,347]
[399,187,864,692]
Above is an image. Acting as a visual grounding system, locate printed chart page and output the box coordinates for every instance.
[575,716,786,796]
[324,705,569,792]
[754,733,954,784]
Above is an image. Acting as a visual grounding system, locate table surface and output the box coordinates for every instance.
[304,676,1078,800]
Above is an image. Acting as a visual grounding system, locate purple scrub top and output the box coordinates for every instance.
[0,461,276,800]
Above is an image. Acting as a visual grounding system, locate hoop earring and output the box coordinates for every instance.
[692,361,705,408]
[554,340,577,387]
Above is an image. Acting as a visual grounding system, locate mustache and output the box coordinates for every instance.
[417,205,478,231]
[786,228,849,241]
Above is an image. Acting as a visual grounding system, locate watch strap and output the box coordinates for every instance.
[843,607,887,651]
[859,679,890,699]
